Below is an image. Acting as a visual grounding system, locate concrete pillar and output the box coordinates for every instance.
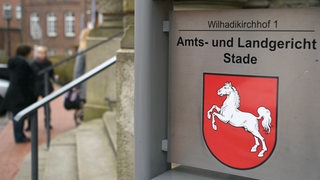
[116,0,134,179]
[116,48,134,180]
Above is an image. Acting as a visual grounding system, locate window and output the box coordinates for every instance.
[47,13,57,37]
[30,13,42,39]
[3,4,12,20]
[64,12,75,37]
[16,5,21,19]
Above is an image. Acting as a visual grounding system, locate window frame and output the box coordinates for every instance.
[15,4,21,20]
[64,12,75,37]
[47,12,57,37]
[30,12,41,39]
[3,4,13,20]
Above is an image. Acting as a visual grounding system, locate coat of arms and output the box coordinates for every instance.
[203,73,278,169]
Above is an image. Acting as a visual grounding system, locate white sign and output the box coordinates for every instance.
[169,8,320,180]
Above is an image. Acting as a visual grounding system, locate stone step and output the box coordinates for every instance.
[16,130,78,180]
[16,118,117,180]
[103,111,117,153]
[16,146,49,180]
[76,119,116,180]
[43,130,78,180]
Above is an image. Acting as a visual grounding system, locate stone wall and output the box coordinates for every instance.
[97,0,123,14]
[84,0,124,121]
[97,0,123,29]
[84,35,121,121]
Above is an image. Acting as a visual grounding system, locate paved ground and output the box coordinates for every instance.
[0,115,9,133]
[0,86,76,180]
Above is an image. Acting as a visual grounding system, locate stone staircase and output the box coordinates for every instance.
[16,111,117,180]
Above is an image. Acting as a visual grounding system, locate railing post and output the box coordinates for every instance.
[30,112,38,180]
[44,72,51,150]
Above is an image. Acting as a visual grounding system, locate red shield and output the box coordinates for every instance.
[203,73,278,169]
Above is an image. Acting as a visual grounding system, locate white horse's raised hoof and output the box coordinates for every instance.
[251,145,258,152]
[258,150,266,157]
[207,113,211,119]
[212,124,217,130]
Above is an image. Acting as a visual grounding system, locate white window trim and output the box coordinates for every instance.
[3,4,12,20]
[15,5,21,19]
[64,12,75,37]
[47,13,57,37]
[30,12,41,39]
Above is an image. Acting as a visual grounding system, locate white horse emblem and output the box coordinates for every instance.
[207,82,272,158]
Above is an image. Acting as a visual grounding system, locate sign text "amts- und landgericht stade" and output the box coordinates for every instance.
[176,37,317,52]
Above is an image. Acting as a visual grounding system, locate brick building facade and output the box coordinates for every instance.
[0,0,23,57]
[23,0,91,56]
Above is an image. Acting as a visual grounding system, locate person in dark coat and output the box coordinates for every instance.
[32,46,54,98]
[4,45,37,143]
[28,46,56,130]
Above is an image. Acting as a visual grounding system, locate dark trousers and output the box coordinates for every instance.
[12,114,27,142]
[44,103,51,127]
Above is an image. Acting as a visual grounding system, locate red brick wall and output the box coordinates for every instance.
[23,0,91,56]
[0,29,22,57]
[0,0,21,28]
[0,0,23,57]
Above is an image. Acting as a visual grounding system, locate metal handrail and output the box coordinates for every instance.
[38,31,122,75]
[15,56,116,121]
[0,64,8,68]
[14,56,116,180]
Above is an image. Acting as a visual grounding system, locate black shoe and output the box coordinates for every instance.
[16,137,31,143]
[25,127,31,132]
